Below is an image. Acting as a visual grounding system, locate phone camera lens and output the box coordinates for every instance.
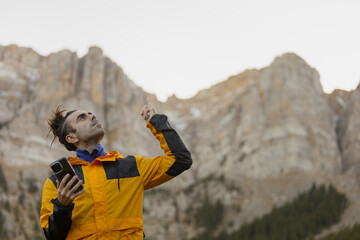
[52,163,62,173]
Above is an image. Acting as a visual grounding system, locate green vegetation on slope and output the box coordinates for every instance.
[193,184,347,240]
[195,195,224,233]
[317,224,360,240]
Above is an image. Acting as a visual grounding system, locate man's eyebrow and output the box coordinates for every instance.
[76,113,86,122]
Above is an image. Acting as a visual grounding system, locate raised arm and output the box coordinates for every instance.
[136,99,192,189]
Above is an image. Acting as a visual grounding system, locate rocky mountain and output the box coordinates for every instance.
[0,44,359,239]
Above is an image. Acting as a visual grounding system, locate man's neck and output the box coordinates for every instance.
[77,141,101,153]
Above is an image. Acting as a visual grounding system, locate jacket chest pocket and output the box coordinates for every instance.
[102,156,140,180]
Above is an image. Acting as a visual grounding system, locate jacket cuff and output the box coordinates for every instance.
[148,114,171,131]
[51,198,74,216]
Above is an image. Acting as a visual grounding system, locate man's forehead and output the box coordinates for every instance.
[66,110,87,121]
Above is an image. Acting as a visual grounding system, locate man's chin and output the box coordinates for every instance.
[93,126,105,137]
[95,131,105,142]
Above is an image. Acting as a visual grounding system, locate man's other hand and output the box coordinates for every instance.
[140,97,158,121]
[56,174,85,206]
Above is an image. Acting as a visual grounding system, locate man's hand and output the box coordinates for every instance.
[140,97,158,121]
[56,174,85,206]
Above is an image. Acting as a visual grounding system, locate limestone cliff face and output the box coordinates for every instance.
[334,86,360,172]
[0,45,160,167]
[165,53,340,180]
[1,45,360,239]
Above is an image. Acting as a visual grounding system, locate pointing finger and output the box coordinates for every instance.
[140,106,149,116]
[150,105,158,114]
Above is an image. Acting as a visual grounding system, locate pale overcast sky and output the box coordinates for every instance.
[1,0,359,101]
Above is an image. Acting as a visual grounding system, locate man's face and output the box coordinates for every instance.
[65,110,105,145]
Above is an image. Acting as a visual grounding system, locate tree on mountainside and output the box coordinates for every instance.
[0,163,7,193]
[0,211,8,240]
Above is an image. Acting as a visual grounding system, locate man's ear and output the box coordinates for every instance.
[65,132,78,145]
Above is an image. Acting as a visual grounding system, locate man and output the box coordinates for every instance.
[40,100,192,239]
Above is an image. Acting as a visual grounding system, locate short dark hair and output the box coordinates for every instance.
[47,105,77,151]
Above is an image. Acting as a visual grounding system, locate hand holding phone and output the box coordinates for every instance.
[50,157,84,206]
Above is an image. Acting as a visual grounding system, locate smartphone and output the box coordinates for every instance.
[50,157,84,193]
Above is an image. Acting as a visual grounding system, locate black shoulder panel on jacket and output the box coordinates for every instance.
[102,156,140,179]
[73,165,85,184]
[49,174,56,187]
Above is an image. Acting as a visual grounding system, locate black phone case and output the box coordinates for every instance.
[50,157,84,193]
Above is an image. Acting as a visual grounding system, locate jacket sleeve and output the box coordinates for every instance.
[40,177,74,240]
[136,114,192,190]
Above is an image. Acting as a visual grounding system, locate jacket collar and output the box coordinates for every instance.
[68,151,124,166]
[76,144,106,163]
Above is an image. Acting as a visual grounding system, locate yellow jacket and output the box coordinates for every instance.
[40,114,192,240]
